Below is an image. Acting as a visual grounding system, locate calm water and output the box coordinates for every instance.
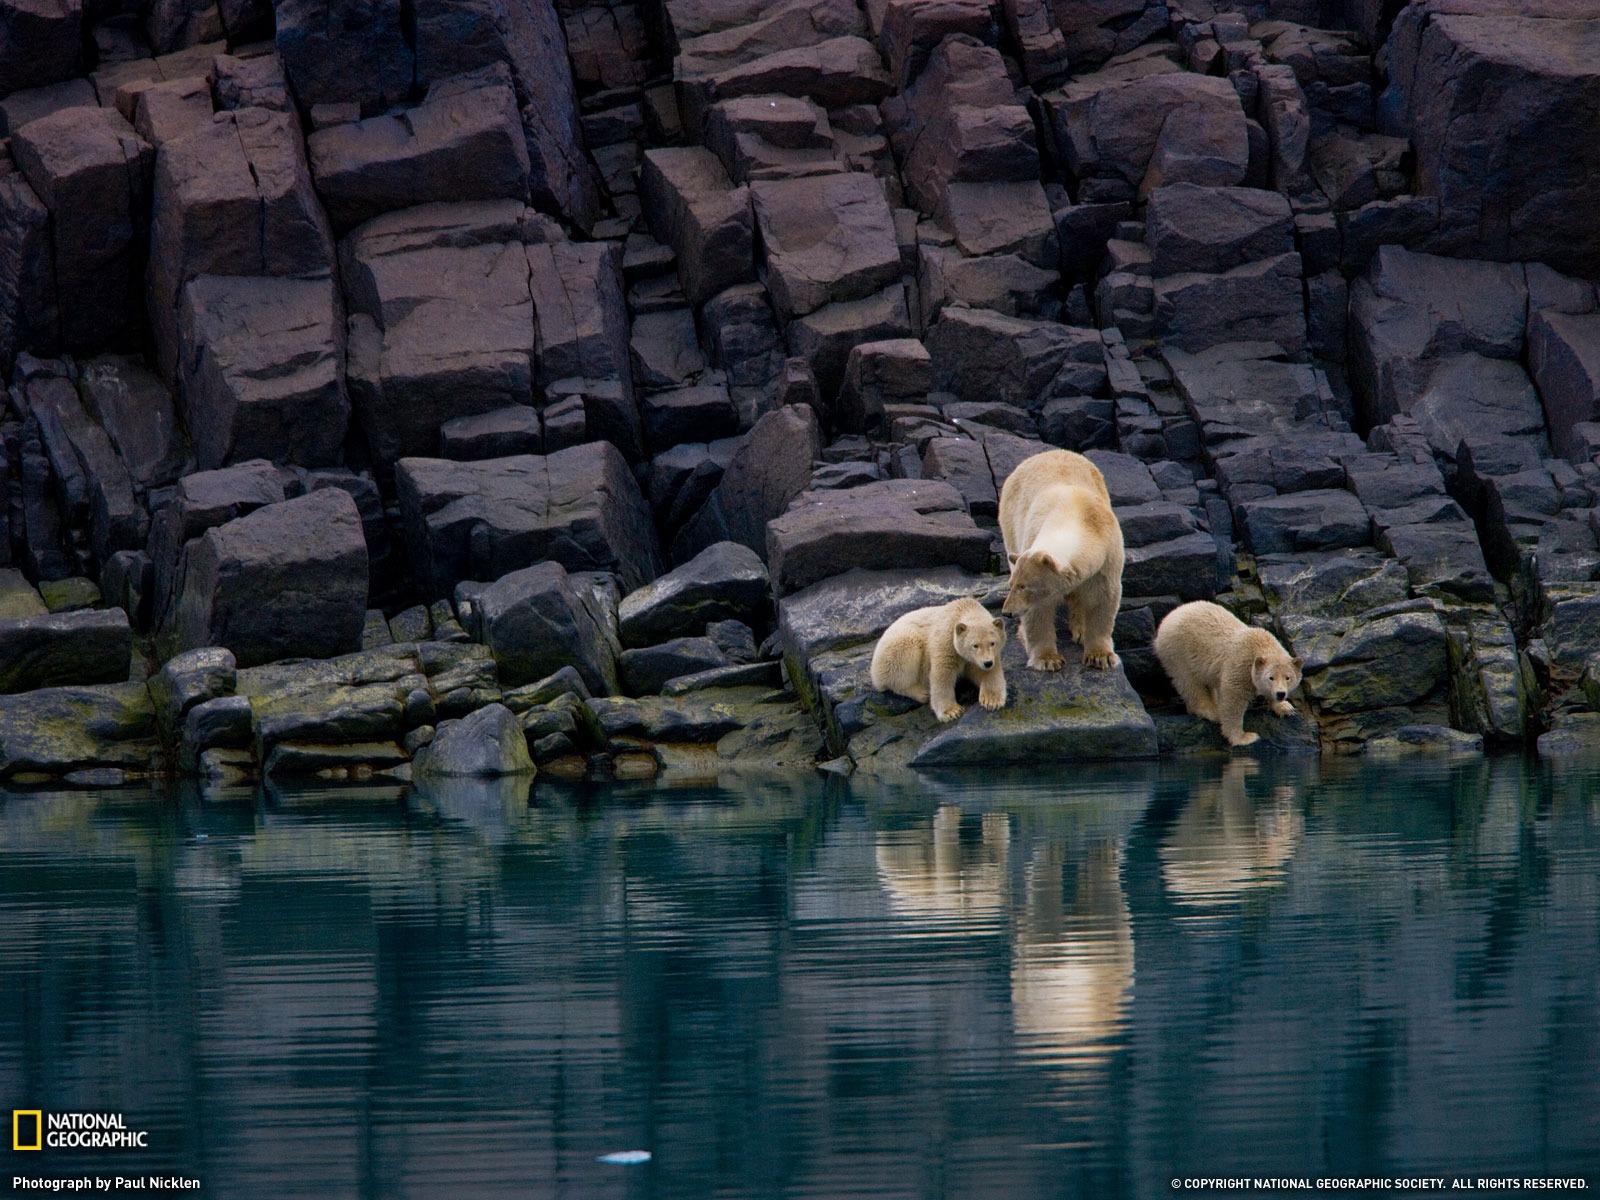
[2,756,1598,1199]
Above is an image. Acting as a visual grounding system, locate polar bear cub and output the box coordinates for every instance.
[1154,601,1303,747]
[998,449,1125,670]
[871,597,1007,722]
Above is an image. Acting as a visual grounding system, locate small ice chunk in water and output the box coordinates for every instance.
[597,1150,652,1165]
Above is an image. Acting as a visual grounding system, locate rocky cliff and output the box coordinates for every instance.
[2,0,1599,784]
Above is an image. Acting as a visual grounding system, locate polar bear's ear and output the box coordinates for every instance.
[1291,657,1302,670]
[1007,552,1019,565]
[1254,655,1267,669]
[1037,553,1058,573]
[992,617,1003,631]
[955,622,968,636]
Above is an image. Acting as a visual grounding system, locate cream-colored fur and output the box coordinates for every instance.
[998,450,1125,670]
[870,597,1007,722]
[1154,600,1303,747]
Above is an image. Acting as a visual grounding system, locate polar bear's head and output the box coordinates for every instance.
[1001,550,1075,615]
[954,613,1006,671]
[1252,649,1303,705]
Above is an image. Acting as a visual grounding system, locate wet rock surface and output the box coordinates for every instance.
[2,0,1600,784]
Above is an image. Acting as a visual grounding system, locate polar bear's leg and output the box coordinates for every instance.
[1021,600,1065,671]
[929,656,964,722]
[1071,572,1120,670]
[1217,675,1259,746]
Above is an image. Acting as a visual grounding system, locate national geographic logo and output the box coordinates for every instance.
[12,1112,149,1151]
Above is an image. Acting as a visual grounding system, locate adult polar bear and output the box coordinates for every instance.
[998,449,1125,671]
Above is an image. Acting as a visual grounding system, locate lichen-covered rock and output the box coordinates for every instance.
[148,645,237,739]
[0,683,157,780]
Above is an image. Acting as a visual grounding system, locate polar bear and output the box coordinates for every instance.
[870,597,1007,722]
[998,449,1125,670]
[1154,600,1303,747]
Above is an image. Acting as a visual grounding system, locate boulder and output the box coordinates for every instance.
[148,107,334,379]
[1529,309,1600,462]
[630,308,707,389]
[1295,609,1449,713]
[164,488,370,666]
[178,694,255,771]
[639,147,754,306]
[468,560,619,693]
[1348,245,1529,424]
[9,106,154,354]
[177,275,348,469]
[1145,183,1295,276]
[618,540,770,647]
[620,637,732,695]
[396,441,661,598]
[148,645,237,739]
[0,683,157,781]
[417,703,534,776]
[130,76,213,147]
[927,308,1103,408]
[0,609,131,694]
[527,241,636,438]
[1382,0,1600,275]
[751,172,902,320]
[0,0,83,95]
[678,36,893,133]
[0,153,55,366]
[340,202,537,464]
[76,357,189,489]
[784,285,913,397]
[211,51,291,112]
[1406,354,1549,461]
[274,0,413,114]
[838,338,932,432]
[643,384,739,452]
[439,406,542,460]
[673,404,821,561]
[766,479,991,594]
[1152,252,1307,355]
[1238,489,1371,554]
[306,69,530,234]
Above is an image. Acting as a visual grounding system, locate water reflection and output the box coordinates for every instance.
[1159,758,1306,908]
[0,757,1597,1198]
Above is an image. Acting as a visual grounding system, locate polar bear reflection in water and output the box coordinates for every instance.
[873,765,1305,1078]
[1158,759,1305,909]
[874,804,1135,1079]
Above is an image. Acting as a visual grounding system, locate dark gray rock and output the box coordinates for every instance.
[77,357,189,490]
[618,541,770,648]
[1145,183,1294,276]
[767,479,991,595]
[1381,0,1600,276]
[0,152,55,368]
[0,609,131,695]
[838,338,932,433]
[630,308,707,390]
[1239,489,1371,555]
[643,384,738,452]
[785,285,913,397]
[1529,309,1600,462]
[164,488,370,667]
[396,441,661,598]
[439,406,542,460]
[673,405,820,562]
[639,147,754,306]
[1407,354,1548,462]
[148,107,334,381]
[777,565,995,661]
[10,106,154,354]
[417,703,534,776]
[620,636,731,695]
[752,172,902,321]
[1292,609,1449,714]
[149,645,237,739]
[469,560,619,694]
[177,274,348,470]
[1153,252,1306,354]
[0,0,83,94]
[927,308,1103,409]
[307,69,530,234]
[178,694,255,771]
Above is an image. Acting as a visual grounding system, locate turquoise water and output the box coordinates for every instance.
[2,756,1598,1198]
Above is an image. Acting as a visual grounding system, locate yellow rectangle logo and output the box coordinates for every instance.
[13,1110,42,1151]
